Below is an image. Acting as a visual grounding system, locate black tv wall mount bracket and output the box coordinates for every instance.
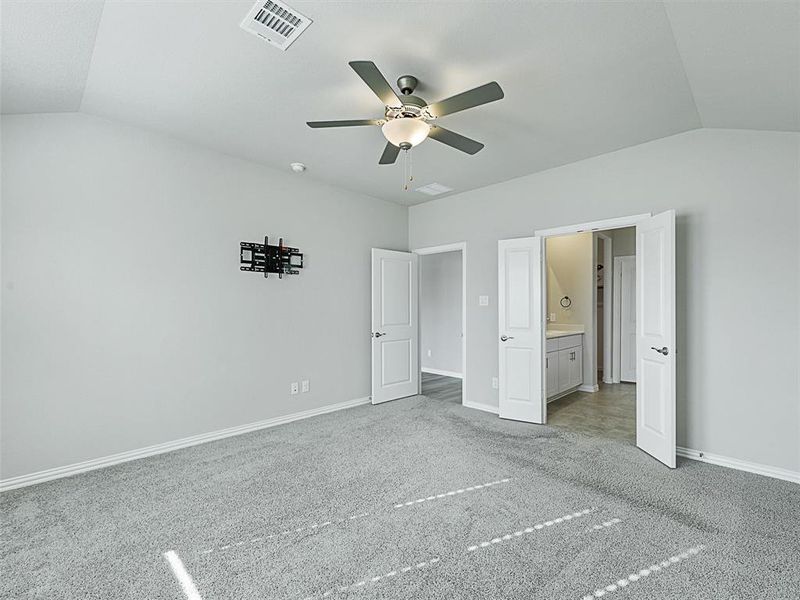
[240,236,303,279]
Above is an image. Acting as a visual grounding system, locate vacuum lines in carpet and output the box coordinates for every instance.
[161,477,706,600]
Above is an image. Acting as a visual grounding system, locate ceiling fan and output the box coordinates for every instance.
[307,61,504,165]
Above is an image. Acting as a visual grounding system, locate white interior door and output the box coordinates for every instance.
[619,256,637,382]
[371,249,419,404]
[635,210,676,467]
[498,237,545,423]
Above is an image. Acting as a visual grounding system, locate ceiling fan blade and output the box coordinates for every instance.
[378,142,401,165]
[306,119,382,128]
[425,82,504,118]
[349,61,403,107]
[428,126,484,155]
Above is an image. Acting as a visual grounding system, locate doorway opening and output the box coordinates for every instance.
[414,243,466,407]
[543,227,637,444]
[497,211,675,467]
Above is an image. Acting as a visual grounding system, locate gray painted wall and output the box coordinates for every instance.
[610,227,636,256]
[409,129,800,472]
[1,113,408,479]
[420,251,462,375]
[546,234,594,385]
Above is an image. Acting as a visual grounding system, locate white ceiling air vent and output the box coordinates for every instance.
[415,183,454,196]
[240,0,312,51]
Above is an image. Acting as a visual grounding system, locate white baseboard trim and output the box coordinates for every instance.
[677,446,799,484]
[578,384,599,393]
[421,368,463,379]
[462,400,499,415]
[0,397,371,492]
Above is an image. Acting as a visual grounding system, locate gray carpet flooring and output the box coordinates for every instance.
[2,393,799,599]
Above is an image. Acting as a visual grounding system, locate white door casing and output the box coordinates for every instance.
[371,249,419,404]
[635,210,676,468]
[498,237,545,423]
[618,256,637,382]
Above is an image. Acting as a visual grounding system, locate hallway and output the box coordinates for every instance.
[421,372,462,405]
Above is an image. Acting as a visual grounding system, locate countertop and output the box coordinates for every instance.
[546,329,585,339]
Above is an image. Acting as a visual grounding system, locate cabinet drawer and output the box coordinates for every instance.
[546,338,560,353]
[558,334,583,350]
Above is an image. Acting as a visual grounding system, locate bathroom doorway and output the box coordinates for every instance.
[542,227,637,443]
[508,211,677,468]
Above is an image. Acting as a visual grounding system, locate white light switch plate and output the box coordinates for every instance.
[550,313,556,322]
[479,295,489,306]
[491,377,499,389]
[301,380,309,393]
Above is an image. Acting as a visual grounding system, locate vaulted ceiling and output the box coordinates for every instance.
[3,1,798,205]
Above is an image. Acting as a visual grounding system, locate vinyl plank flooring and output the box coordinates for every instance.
[421,372,462,404]
[547,383,636,443]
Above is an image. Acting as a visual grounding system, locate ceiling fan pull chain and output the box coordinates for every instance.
[402,148,407,191]
[402,148,413,192]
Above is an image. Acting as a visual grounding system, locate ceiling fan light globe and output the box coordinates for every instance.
[382,118,430,149]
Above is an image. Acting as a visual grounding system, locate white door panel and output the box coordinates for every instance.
[498,237,544,423]
[372,249,419,404]
[636,210,676,468]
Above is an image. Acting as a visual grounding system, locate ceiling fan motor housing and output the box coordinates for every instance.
[397,75,418,95]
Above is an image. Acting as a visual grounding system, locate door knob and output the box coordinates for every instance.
[651,346,669,356]
[500,335,515,342]
[373,332,386,338]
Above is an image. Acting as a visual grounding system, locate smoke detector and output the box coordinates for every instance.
[241,1,312,51]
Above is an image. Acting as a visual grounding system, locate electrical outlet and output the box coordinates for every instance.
[491,377,499,389]
[290,382,299,395]
[550,313,556,322]
[427,349,432,358]
[479,295,489,306]
[301,380,310,393]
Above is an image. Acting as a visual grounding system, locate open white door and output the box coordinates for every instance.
[498,237,545,423]
[371,249,419,404]
[635,210,676,467]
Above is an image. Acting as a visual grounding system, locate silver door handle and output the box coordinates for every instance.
[651,346,669,356]
[500,335,515,342]
[373,332,386,338]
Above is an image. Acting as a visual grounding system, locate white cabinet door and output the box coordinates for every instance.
[546,352,558,398]
[498,237,545,423]
[371,249,419,404]
[636,210,676,468]
[557,350,571,394]
[569,347,583,389]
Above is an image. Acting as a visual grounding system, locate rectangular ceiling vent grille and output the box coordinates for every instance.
[415,183,454,196]
[240,0,312,51]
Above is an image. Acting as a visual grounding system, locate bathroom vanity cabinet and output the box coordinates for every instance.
[545,333,584,400]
